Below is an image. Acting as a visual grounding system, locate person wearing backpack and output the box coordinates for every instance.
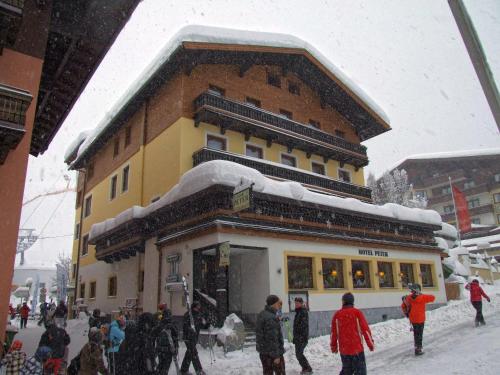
[401,283,435,356]
[38,324,71,374]
[78,327,109,375]
[330,293,374,375]
[107,317,125,374]
[152,312,179,374]
[20,346,52,375]
[465,279,491,326]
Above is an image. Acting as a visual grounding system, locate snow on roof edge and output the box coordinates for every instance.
[72,25,390,167]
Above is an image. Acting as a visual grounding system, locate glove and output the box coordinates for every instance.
[331,346,338,354]
[368,344,374,352]
[487,298,491,303]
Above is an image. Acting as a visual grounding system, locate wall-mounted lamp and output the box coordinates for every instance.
[378,271,385,278]
[355,270,363,277]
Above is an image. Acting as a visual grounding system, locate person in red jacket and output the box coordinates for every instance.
[465,279,490,326]
[19,302,30,329]
[331,293,374,375]
[401,284,435,356]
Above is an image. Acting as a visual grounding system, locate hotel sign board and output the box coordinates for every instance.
[218,241,230,267]
[358,249,389,257]
[233,183,253,212]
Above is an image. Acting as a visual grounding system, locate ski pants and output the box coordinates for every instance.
[20,317,28,329]
[295,341,312,372]
[412,323,425,349]
[472,301,485,324]
[340,352,366,375]
[158,352,175,373]
[181,340,202,373]
[259,354,286,375]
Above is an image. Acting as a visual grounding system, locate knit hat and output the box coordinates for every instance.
[10,340,23,351]
[342,293,355,306]
[266,294,280,306]
[35,346,52,361]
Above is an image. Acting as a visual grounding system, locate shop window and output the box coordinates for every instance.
[281,154,297,167]
[124,126,131,147]
[89,281,96,299]
[108,276,117,297]
[279,109,293,120]
[335,130,346,139]
[267,72,281,88]
[338,169,351,183]
[246,144,263,159]
[84,195,92,217]
[377,261,395,288]
[246,97,261,108]
[110,175,117,200]
[206,134,227,151]
[79,283,86,299]
[400,263,415,287]
[312,162,325,175]
[208,84,225,96]
[322,258,344,289]
[420,264,434,287]
[288,82,300,95]
[287,256,314,289]
[81,234,89,257]
[352,260,371,288]
[74,223,80,240]
[122,166,129,193]
[113,137,120,157]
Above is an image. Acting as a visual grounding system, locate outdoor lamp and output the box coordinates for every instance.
[355,270,363,277]
[378,271,385,278]
[331,270,338,277]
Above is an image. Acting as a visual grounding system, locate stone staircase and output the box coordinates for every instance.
[243,321,257,349]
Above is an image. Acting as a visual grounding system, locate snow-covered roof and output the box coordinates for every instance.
[434,237,449,250]
[434,222,458,240]
[64,129,92,163]
[90,160,441,240]
[71,25,390,168]
[462,234,500,247]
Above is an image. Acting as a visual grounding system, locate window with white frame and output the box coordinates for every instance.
[206,134,226,151]
[281,154,296,167]
[467,198,480,208]
[464,181,476,189]
[338,169,351,183]
[245,144,263,159]
[122,166,129,193]
[443,205,455,214]
[311,162,325,175]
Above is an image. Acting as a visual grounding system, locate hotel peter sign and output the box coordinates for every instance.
[358,249,389,257]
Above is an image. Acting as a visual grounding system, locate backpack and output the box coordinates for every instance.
[156,328,173,353]
[401,295,411,318]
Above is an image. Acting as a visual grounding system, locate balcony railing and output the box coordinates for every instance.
[441,204,494,222]
[193,147,372,200]
[428,183,490,206]
[194,91,368,168]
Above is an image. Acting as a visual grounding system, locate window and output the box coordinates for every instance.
[113,137,120,157]
[281,154,297,167]
[89,281,96,299]
[74,223,80,240]
[287,256,314,289]
[464,181,475,189]
[206,134,226,151]
[352,260,371,288]
[471,217,481,224]
[400,263,415,287]
[138,270,145,292]
[494,193,500,203]
[81,234,89,257]
[377,262,395,288]
[335,130,346,139]
[442,186,451,195]
[109,175,118,200]
[84,195,92,217]
[208,84,225,96]
[122,166,129,193]
[338,169,351,183]
[288,81,300,95]
[279,109,293,119]
[308,119,320,128]
[108,276,117,297]
[311,162,325,175]
[495,173,500,183]
[245,97,261,108]
[79,283,86,299]
[414,190,427,200]
[124,126,131,147]
[0,84,32,126]
[443,205,454,214]
[246,144,263,159]
[468,198,480,208]
[76,190,82,208]
[469,256,479,265]
[322,258,344,289]
[87,162,94,179]
[267,72,281,88]
[420,264,434,287]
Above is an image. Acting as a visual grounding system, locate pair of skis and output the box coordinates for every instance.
[164,328,181,374]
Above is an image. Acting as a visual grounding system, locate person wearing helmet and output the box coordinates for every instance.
[401,283,435,356]
[78,327,109,375]
[1,340,26,374]
[20,346,52,375]
[465,279,491,326]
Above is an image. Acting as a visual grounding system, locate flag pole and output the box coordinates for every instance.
[449,177,462,247]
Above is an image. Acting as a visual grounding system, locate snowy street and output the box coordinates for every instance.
[11,289,500,375]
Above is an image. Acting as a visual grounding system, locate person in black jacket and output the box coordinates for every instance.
[152,312,179,374]
[256,295,285,375]
[293,297,312,374]
[38,324,70,374]
[180,301,207,375]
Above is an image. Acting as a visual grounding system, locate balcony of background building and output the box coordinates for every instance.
[414,169,466,190]
[428,183,490,206]
[0,83,32,164]
[194,91,369,169]
[193,147,372,201]
[441,203,494,222]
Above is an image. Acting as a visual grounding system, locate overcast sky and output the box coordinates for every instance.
[25,0,500,200]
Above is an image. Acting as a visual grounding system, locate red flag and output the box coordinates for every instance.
[452,185,471,233]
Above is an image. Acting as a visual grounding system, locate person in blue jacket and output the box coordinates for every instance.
[107,316,125,373]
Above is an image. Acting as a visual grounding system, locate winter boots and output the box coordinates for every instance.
[415,347,424,356]
[300,370,314,374]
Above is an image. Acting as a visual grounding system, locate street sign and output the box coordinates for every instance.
[233,187,251,212]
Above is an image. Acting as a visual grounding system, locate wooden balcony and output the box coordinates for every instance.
[193,147,372,201]
[194,91,369,169]
[441,204,494,222]
[428,183,490,205]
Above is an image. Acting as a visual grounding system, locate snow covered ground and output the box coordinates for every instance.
[12,285,500,374]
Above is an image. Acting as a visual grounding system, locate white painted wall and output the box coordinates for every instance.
[239,251,270,315]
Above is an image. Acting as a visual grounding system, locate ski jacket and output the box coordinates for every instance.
[293,307,309,344]
[182,309,206,342]
[54,304,68,318]
[20,355,44,375]
[256,305,285,359]
[402,293,435,324]
[152,317,179,353]
[1,350,27,375]
[78,342,108,375]
[107,320,125,353]
[38,326,70,359]
[20,305,30,319]
[465,282,490,302]
[330,305,374,355]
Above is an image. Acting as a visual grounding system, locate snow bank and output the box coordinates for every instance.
[72,25,390,167]
[89,160,442,240]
